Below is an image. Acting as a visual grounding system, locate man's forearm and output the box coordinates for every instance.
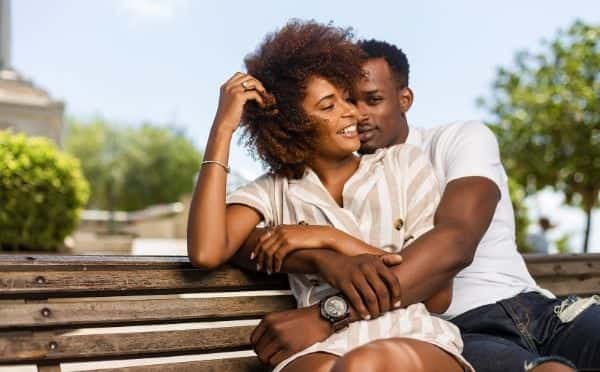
[389,223,473,307]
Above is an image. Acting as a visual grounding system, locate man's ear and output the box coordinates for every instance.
[398,87,414,113]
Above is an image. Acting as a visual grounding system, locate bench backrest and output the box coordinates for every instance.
[1,253,599,371]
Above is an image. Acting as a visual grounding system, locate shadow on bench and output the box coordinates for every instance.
[0,253,599,371]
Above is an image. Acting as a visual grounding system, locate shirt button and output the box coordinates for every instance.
[394,218,404,230]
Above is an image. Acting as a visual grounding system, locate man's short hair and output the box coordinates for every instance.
[358,39,409,88]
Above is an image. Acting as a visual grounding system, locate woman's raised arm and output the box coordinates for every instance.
[187,73,266,269]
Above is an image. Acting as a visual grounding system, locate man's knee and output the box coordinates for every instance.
[525,356,577,372]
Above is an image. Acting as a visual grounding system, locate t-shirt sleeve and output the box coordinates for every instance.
[441,121,506,188]
[394,145,442,243]
[226,173,276,226]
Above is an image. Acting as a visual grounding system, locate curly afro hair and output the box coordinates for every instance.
[241,20,364,179]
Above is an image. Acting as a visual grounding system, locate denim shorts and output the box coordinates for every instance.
[449,291,600,371]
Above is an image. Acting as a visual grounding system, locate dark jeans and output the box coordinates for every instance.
[450,291,600,371]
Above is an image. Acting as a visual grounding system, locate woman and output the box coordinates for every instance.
[187,20,473,372]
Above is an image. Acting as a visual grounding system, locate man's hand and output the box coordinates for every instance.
[315,252,403,320]
[250,304,331,367]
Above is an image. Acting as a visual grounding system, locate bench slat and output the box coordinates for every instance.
[0,296,296,330]
[535,276,600,297]
[0,255,192,269]
[0,267,288,299]
[525,254,600,277]
[84,356,265,372]
[0,325,255,364]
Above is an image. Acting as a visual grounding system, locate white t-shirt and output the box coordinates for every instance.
[406,121,549,318]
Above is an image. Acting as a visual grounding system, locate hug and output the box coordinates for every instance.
[188,19,600,372]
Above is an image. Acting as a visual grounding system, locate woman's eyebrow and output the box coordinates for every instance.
[316,94,335,106]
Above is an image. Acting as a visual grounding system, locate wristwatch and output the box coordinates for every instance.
[320,294,351,332]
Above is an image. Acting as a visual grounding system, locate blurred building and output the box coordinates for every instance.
[0,0,64,145]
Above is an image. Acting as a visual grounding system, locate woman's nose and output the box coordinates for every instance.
[342,100,360,119]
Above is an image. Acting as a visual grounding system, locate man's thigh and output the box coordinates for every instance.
[461,332,540,372]
[545,301,600,369]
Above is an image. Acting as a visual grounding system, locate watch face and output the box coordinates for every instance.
[325,296,348,318]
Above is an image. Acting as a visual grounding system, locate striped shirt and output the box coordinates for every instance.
[227,144,472,371]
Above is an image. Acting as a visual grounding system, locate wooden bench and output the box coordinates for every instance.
[0,253,599,371]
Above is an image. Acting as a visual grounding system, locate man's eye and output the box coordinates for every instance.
[322,105,334,111]
[368,97,383,104]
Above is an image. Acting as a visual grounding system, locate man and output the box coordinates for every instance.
[234,40,599,371]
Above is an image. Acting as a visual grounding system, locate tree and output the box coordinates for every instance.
[64,118,202,212]
[480,20,599,252]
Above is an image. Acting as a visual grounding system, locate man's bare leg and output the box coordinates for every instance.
[331,338,463,372]
[281,352,338,372]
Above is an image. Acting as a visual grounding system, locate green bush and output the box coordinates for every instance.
[0,131,90,251]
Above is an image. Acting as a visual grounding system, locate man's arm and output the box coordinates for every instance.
[233,175,498,306]
[387,176,499,305]
[249,176,499,366]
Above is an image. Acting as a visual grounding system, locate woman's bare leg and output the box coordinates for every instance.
[331,338,464,372]
[280,352,338,372]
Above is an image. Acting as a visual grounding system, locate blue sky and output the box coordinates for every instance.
[11,0,600,252]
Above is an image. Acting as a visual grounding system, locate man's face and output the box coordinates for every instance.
[353,58,412,154]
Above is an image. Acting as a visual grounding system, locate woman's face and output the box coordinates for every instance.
[301,76,360,159]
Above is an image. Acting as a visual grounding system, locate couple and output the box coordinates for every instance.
[188,20,599,372]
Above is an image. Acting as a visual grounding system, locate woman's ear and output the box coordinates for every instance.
[398,87,414,113]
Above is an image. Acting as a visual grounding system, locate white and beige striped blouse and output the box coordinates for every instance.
[226,144,473,371]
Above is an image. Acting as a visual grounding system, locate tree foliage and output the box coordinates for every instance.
[480,20,599,252]
[64,118,202,211]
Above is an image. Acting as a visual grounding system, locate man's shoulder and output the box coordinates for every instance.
[424,120,490,138]
[413,120,497,150]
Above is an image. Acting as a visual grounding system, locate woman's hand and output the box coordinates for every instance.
[252,224,336,274]
[213,72,267,134]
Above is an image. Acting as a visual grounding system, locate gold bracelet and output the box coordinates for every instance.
[201,160,230,173]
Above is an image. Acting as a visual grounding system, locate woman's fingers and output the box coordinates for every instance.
[239,77,267,95]
[223,71,245,86]
[241,89,265,107]
[256,233,279,272]
[263,240,281,274]
[273,243,294,273]
[227,73,265,93]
